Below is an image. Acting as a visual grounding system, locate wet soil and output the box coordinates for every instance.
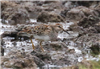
[1,1,100,69]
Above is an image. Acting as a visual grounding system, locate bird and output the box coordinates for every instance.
[17,23,70,52]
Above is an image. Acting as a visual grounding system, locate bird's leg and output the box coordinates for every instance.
[30,35,35,50]
[40,41,44,52]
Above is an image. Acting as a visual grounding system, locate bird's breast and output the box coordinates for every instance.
[34,35,50,41]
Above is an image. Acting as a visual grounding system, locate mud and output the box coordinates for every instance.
[1,1,100,69]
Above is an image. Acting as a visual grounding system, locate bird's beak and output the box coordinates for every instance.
[61,28,70,35]
[64,30,70,35]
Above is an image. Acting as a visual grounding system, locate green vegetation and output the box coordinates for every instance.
[78,60,100,69]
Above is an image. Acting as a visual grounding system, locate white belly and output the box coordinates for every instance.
[34,35,50,41]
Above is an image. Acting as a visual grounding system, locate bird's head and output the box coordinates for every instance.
[53,23,70,35]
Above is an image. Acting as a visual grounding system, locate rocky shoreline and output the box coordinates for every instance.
[1,1,100,69]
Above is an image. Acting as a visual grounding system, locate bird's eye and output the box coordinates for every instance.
[58,26,61,28]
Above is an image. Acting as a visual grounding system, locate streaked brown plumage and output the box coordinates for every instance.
[17,23,70,52]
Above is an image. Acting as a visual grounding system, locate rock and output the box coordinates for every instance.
[2,29,30,41]
[1,40,5,56]
[90,43,100,56]
[31,51,51,61]
[27,7,42,19]
[94,2,100,17]
[1,31,19,41]
[2,31,17,37]
[53,57,71,66]
[1,51,37,69]
[1,39,5,46]
[32,56,45,68]
[64,1,72,9]
[76,33,100,53]
[68,21,84,33]
[37,11,65,23]
[78,0,90,6]
[4,61,12,68]
[13,58,37,68]
[68,49,75,54]
[80,59,92,69]
[50,41,67,51]
[35,1,64,12]
[60,65,78,69]
[1,1,30,25]
[31,51,50,68]
[44,0,58,3]
[95,22,100,33]
[67,6,98,20]
[21,2,42,19]
[1,57,9,65]
[85,27,98,33]
[78,15,99,28]
[77,15,100,34]
[1,46,4,56]
[0,60,4,66]
[77,1,97,7]
[29,0,45,6]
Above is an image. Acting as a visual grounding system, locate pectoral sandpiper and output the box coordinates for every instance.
[17,23,70,52]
